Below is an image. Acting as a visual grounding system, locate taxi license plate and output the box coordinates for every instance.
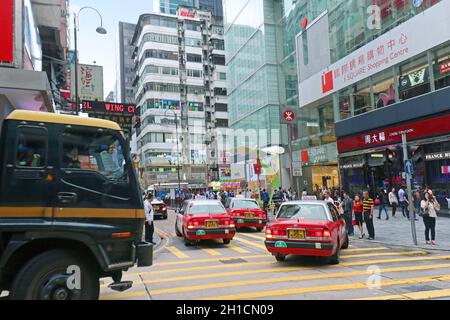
[288,229,305,240]
[245,213,254,219]
[205,220,219,228]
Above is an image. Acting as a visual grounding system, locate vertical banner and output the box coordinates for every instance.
[0,0,14,64]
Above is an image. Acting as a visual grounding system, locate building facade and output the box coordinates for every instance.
[152,0,223,18]
[288,0,449,206]
[131,11,228,189]
[115,22,137,104]
[0,0,59,129]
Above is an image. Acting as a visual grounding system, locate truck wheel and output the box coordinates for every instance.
[9,249,99,300]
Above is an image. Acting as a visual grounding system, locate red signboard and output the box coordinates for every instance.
[283,110,296,122]
[440,60,450,74]
[321,70,334,93]
[0,0,14,64]
[337,113,450,153]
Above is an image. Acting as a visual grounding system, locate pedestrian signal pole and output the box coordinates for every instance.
[402,133,417,245]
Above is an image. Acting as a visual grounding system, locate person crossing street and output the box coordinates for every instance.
[342,192,354,236]
[144,192,156,245]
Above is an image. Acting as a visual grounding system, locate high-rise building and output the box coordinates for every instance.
[152,0,223,18]
[131,10,228,189]
[115,21,136,104]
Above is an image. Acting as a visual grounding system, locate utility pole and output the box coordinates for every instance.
[402,133,417,245]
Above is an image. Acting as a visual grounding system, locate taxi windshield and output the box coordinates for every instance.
[232,200,260,209]
[277,204,328,220]
[189,204,227,215]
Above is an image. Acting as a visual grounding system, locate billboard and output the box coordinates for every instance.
[71,63,104,101]
[0,0,14,64]
[297,0,450,108]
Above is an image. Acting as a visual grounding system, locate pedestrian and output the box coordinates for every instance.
[323,191,334,204]
[353,195,364,239]
[377,189,389,220]
[389,187,398,217]
[414,191,422,218]
[398,187,410,219]
[421,191,440,245]
[362,191,375,240]
[302,188,307,199]
[342,192,354,236]
[262,189,270,211]
[144,192,155,244]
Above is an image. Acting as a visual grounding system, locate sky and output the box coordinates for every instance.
[69,0,153,99]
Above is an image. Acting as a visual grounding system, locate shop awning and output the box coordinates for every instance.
[0,67,55,113]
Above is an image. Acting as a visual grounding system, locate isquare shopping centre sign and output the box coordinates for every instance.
[297,0,450,108]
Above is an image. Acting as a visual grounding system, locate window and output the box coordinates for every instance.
[232,200,260,209]
[338,88,352,120]
[187,69,202,78]
[398,54,430,101]
[61,129,127,182]
[188,204,227,215]
[16,127,47,167]
[212,55,225,65]
[352,79,372,116]
[187,53,202,63]
[372,69,396,109]
[218,72,227,80]
[276,204,328,220]
[432,43,450,90]
[215,119,229,128]
[327,203,339,222]
[215,103,228,112]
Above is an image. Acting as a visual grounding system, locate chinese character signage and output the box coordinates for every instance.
[71,64,104,101]
[297,0,450,107]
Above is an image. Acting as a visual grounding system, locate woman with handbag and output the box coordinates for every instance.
[421,191,441,245]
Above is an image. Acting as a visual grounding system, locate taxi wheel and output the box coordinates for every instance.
[275,254,286,262]
[175,224,182,237]
[328,244,340,265]
[223,239,231,245]
[342,235,349,249]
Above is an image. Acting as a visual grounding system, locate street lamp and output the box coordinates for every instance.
[165,109,182,208]
[73,6,107,115]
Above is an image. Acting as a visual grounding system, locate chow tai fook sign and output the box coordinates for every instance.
[0,0,14,64]
[297,0,450,108]
[337,113,450,154]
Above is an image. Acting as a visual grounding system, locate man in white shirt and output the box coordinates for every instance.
[398,187,409,219]
[144,193,155,244]
[323,191,334,204]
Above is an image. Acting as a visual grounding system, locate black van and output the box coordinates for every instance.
[0,110,152,300]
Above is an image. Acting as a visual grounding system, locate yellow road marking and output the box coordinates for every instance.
[238,233,266,241]
[129,254,450,278]
[102,263,450,300]
[344,247,389,253]
[166,246,189,259]
[233,236,267,250]
[228,244,251,254]
[341,250,427,259]
[202,274,450,300]
[355,288,450,300]
[200,248,221,256]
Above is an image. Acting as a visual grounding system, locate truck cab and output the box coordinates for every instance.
[0,111,152,300]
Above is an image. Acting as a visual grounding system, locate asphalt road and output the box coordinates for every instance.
[100,210,450,300]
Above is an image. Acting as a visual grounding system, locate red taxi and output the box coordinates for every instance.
[175,200,236,246]
[265,201,348,264]
[226,198,267,232]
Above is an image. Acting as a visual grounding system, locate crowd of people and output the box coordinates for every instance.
[334,185,441,245]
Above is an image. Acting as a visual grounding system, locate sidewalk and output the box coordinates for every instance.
[353,209,450,251]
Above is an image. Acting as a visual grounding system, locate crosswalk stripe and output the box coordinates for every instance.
[201,274,450,300]
[341,250,427,259]
[233,236,267,250]
[238,233,266,241]
[344,247,389,253]
[102,263,450,299]
[228,244,251,254]
[166,246,189,259]
[355,288,450,300]
[200,248,221,256]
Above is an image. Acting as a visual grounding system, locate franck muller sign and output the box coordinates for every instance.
[425,152,450,161]
[297,0,450,108]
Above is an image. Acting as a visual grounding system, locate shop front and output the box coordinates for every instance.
[337,108,450,205]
